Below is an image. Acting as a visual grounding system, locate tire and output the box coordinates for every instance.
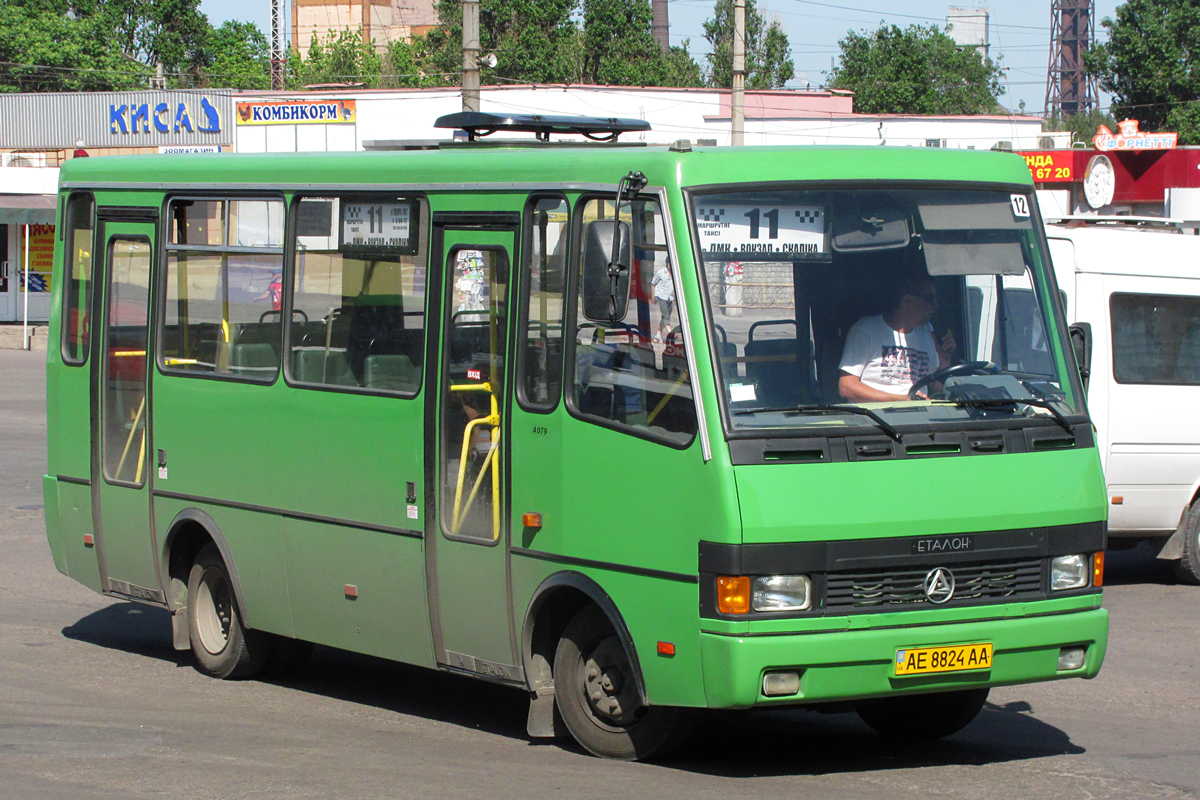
[856,688,990,740]
[1172,501,1200,586]
[186,543,270,679]
[553,605,692,761]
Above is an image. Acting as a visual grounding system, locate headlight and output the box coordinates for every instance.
[752,575,811,611]
[1051,555,1089,591]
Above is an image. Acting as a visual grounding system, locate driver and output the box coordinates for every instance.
[838,272,956,401]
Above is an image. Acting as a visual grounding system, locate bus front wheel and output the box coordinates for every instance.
[186,544,269,679]
[1172,500,1200,586]
[855,688,989,739]
[553,605,691,761]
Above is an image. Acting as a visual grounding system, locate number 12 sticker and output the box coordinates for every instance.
[1010,194,1031,218]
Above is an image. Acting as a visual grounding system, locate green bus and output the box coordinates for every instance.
[44,113,1108,760]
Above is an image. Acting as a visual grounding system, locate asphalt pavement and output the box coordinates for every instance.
[1,347,1196,799]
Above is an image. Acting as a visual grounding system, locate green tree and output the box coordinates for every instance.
[424,0,580,85]
[82,0,211,80]
[827,24,1004,114]
[582,0,700,86]
[202,20,271,89]
[423,0,699,87]
[382,34,443,88]
[1085,0,1200,144]
[290,28,383,88]
[0,0,144,92]
[703,0,795,89]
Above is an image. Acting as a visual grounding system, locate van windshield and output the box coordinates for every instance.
[689,186,1081,433]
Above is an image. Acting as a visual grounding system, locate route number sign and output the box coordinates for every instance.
[695,204,828,261]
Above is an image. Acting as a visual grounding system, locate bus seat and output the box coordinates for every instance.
[229,343,278,377]
[744,338,802,407]
[364,354,419,392]
[292,348,358,386]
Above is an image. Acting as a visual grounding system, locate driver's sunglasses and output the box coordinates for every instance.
[916,291,938,305]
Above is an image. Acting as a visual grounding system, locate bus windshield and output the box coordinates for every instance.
[690,185,1079,433]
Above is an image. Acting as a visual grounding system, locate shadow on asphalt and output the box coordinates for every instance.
[62,601,1086,774]
[1102,541,1187,587]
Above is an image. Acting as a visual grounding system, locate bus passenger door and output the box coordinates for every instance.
[90,216,161,602]
[428,222,520,681]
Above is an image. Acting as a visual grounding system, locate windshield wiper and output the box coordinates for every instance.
[779,404,903,442]
[941,396,1074,434]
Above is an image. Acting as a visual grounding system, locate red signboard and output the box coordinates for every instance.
[1022,151,1076,182]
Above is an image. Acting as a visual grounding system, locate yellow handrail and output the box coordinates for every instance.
[115,395,146,482]
[448,381,502,540]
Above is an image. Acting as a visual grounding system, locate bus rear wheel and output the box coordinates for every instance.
[553,605,690,761]
[855,688,989,740]
[187,543,269,679]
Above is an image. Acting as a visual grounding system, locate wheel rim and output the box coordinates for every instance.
[578,633,642,730]
[194,566,233,655]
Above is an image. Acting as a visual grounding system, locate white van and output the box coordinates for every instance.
[1044,219,1200,583]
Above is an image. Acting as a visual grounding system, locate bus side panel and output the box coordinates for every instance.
[283,519,434,666]
[511,418,736,709]
[47,479,101,591]
[153,497,293,636]
[42,476,67,575]
[272,390,430,667]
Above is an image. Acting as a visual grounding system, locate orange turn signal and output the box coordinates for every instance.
[1093,551,1105,587]
[717,576,750,614]
[522,512,543,529]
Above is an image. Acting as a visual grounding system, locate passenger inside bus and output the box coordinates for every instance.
[838,271,957,401]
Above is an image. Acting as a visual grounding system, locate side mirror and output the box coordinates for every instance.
[582,220,631,322]
[1069,322,1091,391]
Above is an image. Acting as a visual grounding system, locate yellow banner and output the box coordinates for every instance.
[20,224,55,292]
[236,99,356,125]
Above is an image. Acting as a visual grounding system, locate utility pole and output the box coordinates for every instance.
[731,0,745,146]
[362,0,372,49]
[462,0,481,112]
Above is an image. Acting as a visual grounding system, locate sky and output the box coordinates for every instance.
[196,0,1122,116]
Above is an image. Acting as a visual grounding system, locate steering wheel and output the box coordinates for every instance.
[909,361,999,399]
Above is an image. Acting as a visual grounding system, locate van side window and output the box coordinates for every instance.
[62,193,95,365]
[568,196,696,445]
[517,196,568,410]
[161,198,285,380]
[1111,292,1200,385]
[287,195,428,394]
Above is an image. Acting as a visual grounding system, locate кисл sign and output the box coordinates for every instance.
[111,96,222,135]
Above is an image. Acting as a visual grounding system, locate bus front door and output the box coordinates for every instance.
[90,216,161,602]
[429,226,521,681]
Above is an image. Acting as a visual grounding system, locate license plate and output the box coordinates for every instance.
[894,643,993,676]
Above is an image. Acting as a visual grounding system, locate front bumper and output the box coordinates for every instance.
[699,606,1108,709]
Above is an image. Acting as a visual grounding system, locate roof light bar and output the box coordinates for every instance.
[434,112,651,143]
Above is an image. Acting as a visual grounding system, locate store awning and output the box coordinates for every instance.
[0,195,57,226]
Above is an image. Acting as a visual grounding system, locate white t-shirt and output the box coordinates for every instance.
[839,314,939,394]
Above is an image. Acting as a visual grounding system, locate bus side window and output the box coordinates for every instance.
[568,196,697,445]
[287,195,428,394]
[62,193,95,365]
[517,196,568,410]
[161,198,285,380]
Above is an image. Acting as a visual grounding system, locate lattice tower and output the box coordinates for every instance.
[1044,0,1099,117]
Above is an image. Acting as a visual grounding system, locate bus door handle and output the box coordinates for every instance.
[1,261,8,279]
